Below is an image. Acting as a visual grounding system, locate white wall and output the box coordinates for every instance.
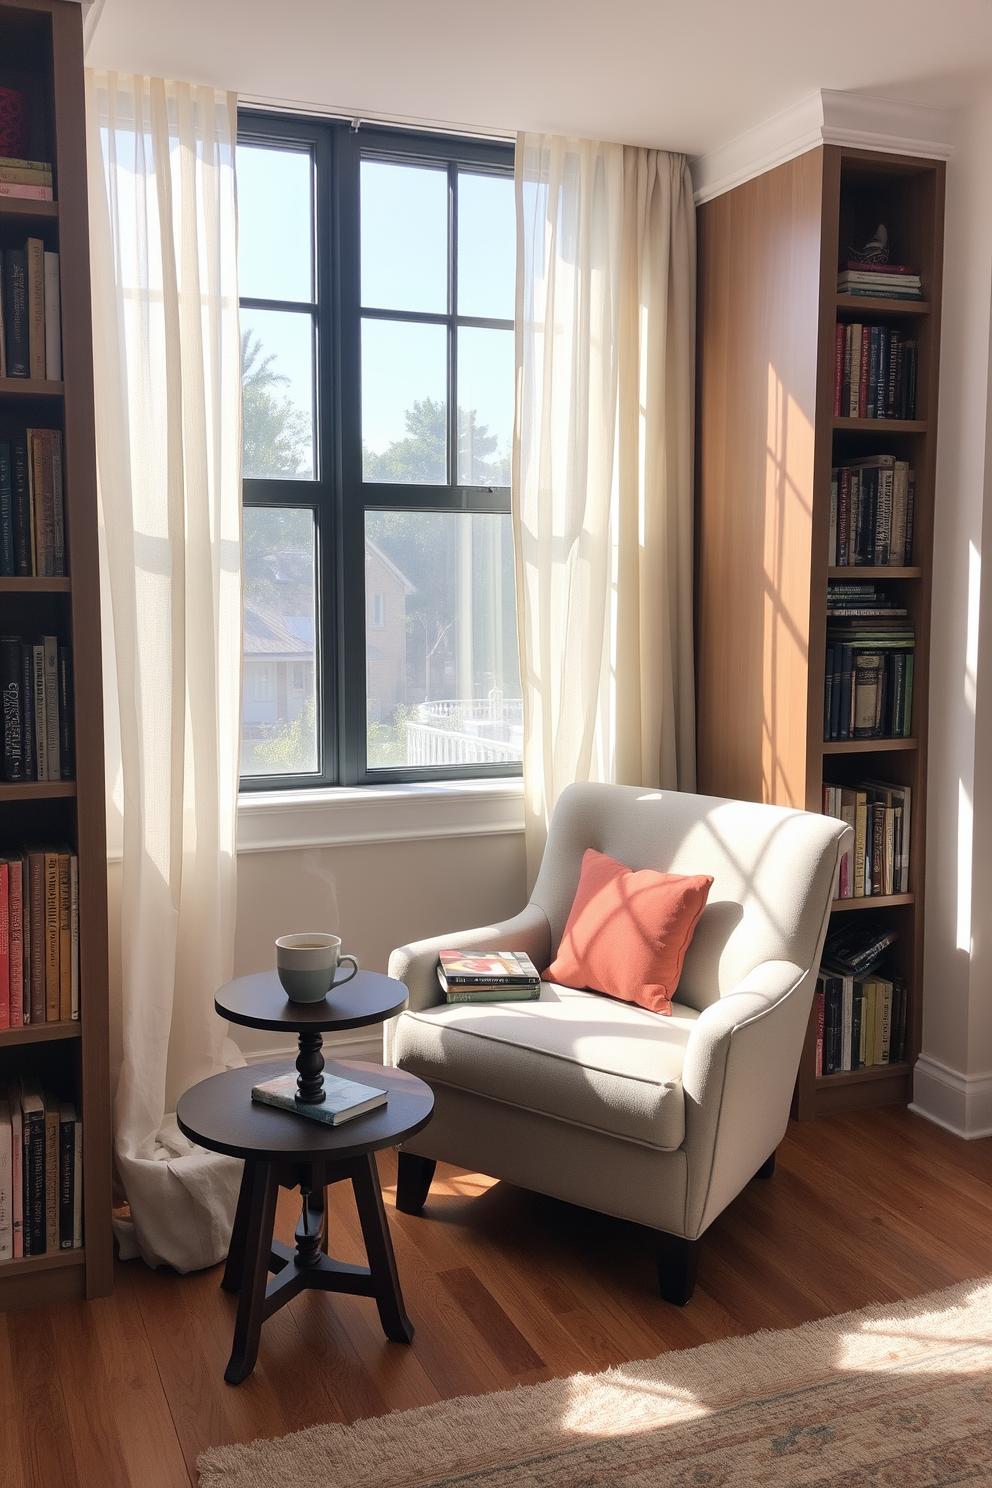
[107,827,527,1089]
[914,93,992,1137]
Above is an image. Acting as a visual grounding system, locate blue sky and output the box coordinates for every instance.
[237,144,515,478]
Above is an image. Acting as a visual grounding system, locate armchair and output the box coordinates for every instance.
[386,783,850,1303]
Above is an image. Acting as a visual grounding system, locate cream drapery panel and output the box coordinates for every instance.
[85,72,244,1271]
[513,136,696,883]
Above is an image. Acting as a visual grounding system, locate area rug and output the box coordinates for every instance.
[198,1276,992,1488]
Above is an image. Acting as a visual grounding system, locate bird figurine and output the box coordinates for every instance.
[849,223,889,266]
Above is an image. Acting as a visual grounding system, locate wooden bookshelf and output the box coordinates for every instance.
[0,0,111,1306]
[696,144,943,1120]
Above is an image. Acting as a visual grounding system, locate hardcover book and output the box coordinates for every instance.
[250,1071,388,1126]
[438,951,541,986]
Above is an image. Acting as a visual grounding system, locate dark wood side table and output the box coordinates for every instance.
[176,971,431,1384]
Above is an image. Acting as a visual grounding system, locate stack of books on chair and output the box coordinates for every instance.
[815,919,907,1076]
[437,951,541,1002]
[829,456,915,567]
[822,779,911,899]
[824,587,914,740]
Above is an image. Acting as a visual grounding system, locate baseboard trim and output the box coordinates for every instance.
[910,1055,992,1139]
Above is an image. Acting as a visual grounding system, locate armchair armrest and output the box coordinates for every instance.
[387,901,553,1013]
[680,958,813,1237]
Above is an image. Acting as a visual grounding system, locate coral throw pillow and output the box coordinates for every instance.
[544,848,713,1015]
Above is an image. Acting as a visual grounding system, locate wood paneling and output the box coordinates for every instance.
[1,1117,989,1488]
[696,149,824,808]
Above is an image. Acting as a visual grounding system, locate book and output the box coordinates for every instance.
[0,861,8,1029]
[441,982,543,1002]
[26,849,45,1023]
[69,854,79,1019]
[822,918,897,977]
[3,248,28,376]
[251,1070,388,1126]
[6,858,23,1027]
[0,1099,11,1262]
[26,238,44,380]
[42,1089,58,1253]
[57,849,71,1021]
[58,1102,76,1249]
[0,165,52,185]
[437,951,541,987]
[11,439,31,575]
[0,442,12,575]
[0,183,54,201]
[44,252,60,381]
[18,1078,45,1254]
[43,847,59,1020]
[0,157,53,174]
[72,1113,82,1248]
[58,646,74,777]
[9,1084,23,1256]
[1,634,24,781]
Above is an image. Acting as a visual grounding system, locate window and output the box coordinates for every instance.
[238,115,521,787]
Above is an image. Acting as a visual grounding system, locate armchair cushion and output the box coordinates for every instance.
[390,982,701,1150]
[544,848,713,1014]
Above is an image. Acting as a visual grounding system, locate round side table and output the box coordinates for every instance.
[178,970,429,1385]
[215,968,410,1104]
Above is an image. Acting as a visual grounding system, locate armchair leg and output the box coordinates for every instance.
[395,1152,437,1215]
[656,1232,700,1306]
[755,1151,776,1180]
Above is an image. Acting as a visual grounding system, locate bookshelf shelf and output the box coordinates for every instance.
[0,1248,85,1276]
[0,576,71,592]
[815,1061,911,1088]
[0,377,64,397]
[827,566,922,579]
[0,1019,81,1048]
[835,294,929,315]
[0,0,112,1313]
[832,416,927,432]
[821,738,918,754]
[0,780,76,800]
[698,143,942,1123]
[831,893,914,913]
[0,197,58,221]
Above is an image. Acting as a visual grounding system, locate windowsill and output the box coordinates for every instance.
[236,776,525,853]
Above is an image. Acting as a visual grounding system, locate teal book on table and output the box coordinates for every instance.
[251,1071,387,1126]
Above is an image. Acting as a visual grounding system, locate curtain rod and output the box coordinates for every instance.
[237,93,516,144]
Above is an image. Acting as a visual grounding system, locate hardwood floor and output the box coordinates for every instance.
[2,1106,991,1487]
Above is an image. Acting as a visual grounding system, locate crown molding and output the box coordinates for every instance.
[691,89,957,205]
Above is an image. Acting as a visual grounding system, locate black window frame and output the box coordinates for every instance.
[238,109,518,791]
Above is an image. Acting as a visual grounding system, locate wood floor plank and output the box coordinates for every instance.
[49,1297,132,1488]
[6,1309,80,1488]
[2,1106,990,1488]
[437,1265,544,1375]
[92,1269,193,1488]
[0,1315,21,1488]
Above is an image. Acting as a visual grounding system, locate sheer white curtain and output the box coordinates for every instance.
[86,72,244,1271]
[513,136,697,882]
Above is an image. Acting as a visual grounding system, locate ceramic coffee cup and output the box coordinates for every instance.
[275,933,359,1003]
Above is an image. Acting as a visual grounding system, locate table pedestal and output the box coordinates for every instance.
[221,1151,414,1385]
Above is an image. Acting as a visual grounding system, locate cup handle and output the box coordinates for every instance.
[334,954,359,986]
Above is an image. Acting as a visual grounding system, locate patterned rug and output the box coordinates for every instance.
[198,1277,992,1488]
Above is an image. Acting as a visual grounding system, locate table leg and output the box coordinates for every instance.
[221,1159,256,1294]
[350,1152,414,1343]
[225,1161,280,1385]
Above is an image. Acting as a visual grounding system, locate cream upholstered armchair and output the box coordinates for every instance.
[386,783,850,1304]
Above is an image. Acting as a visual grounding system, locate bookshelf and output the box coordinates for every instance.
[696,144,943,1120]
[0,0,111,1304]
